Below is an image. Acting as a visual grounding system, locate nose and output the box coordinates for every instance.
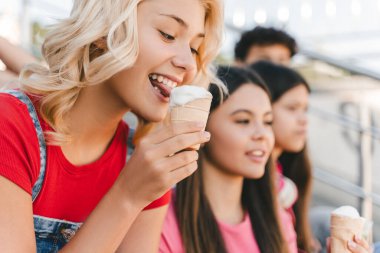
[251,123,267,140]
[171,45,197,73]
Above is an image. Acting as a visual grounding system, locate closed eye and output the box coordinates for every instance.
[191,48,199,55]
[159,30,175,41]
[264,120,273,126]
[235,119,250,124]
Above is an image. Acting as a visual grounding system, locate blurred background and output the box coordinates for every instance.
[1,0,380,241]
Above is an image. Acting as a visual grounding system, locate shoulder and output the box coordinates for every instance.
[0,92,39,140]
[0,92,30,119]
[0,91,41,195]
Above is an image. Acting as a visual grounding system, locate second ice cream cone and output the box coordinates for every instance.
[330,213,365,253]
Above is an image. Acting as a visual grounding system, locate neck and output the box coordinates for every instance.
[272,146,283,162]
[61,83,129,165]
[202,157,245,225]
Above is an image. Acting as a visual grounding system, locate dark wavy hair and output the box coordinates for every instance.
[175,66,288,253]
[234,26,297,62]
[250,61,314,253]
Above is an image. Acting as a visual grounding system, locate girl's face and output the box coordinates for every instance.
[206,84,274,179]
[108,0,205,121]
[272,84,309,153]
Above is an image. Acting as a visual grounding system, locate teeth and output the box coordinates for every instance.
[251,150,264,156]
[149,73,178,88]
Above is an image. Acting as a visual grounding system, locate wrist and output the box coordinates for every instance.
[111,177,148,212]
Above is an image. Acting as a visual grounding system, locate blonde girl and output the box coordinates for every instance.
[0,0,223,252]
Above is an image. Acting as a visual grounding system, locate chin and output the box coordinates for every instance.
[245,168,265,179]
[133,107,167,122]
[142,111,167,122]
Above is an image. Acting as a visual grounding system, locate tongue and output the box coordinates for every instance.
[151,80,170,97]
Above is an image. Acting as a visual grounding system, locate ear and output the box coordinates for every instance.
[93,37,107,50]
[90,37,107,60]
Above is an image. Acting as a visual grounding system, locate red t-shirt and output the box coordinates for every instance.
[0,93,171,222]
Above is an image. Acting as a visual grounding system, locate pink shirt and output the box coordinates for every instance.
[160,201,298,253]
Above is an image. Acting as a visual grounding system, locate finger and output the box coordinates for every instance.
[159,151,199,172]
[153,131,210,157]
[144,121,206,144]
[354,235,370,250]
[169,160,198,184]
[348,240,370,253]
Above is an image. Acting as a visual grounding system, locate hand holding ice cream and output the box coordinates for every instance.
[329,206,371,253]
[169,85,213,150]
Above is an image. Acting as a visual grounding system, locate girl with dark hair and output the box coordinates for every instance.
[250,60,371,253]
[159,66,297,253]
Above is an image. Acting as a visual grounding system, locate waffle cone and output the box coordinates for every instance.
[170,97,212,150]
[330,214,365,253]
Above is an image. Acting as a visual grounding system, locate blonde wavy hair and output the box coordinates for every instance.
[20,0,225,144]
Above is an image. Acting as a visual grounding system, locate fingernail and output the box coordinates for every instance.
[348,240,357,249]
[203,131,211,139]
[355,234,362,241]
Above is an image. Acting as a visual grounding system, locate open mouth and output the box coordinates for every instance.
[247,150,265,158]
[149,73,178,99]
[246,149,267,163]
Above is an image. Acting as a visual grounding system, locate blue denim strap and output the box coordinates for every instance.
[127,128,135,161]
[3,90,47,202]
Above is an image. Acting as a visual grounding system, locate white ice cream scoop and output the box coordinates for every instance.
[332,205,360,218]
[170,85,212,107]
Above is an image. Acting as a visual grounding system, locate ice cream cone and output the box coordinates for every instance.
[170,97,212,150]
[330,213,365,253]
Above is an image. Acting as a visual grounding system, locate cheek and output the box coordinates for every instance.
[273,113,289,133]
[266,130,275,150]
[207,130,244,161]
[273,116,294,147]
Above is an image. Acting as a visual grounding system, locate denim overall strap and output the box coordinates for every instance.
[3,90,82,252]
[3,90,47,202]
[127,128,135,160]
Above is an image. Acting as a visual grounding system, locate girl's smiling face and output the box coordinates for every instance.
[107,0,206,122]
[205,84,275,179]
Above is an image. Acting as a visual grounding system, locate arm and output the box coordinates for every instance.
[116,205,169,253]
[0,70,19,87]
[59,122,208,252]
[0,176,36,253]
[0,36,37,74]
[0,121,207,253]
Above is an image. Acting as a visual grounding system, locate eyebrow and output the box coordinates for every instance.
[159,13,205,38]
[231,109,253,116]
[231,109,272,117]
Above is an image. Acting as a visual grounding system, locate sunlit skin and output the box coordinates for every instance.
[64,0,206,165]
[104,0,205,122]
[0,0,215,252]
[271,85,309,160]
[244,44,292,66]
